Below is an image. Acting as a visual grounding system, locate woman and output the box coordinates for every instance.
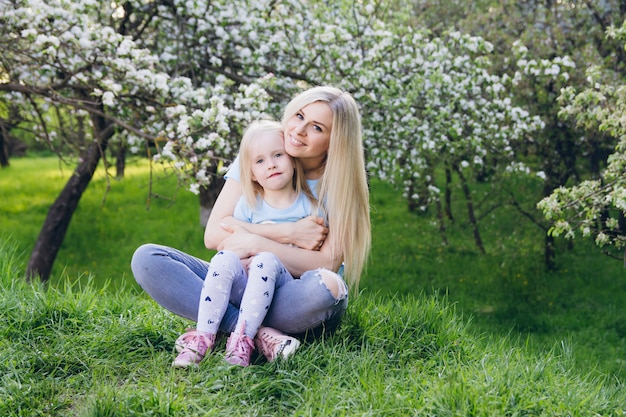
[131,86,371,364]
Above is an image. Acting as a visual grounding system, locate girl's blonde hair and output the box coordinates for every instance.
[239,119,314,209]
[282,86,371,291]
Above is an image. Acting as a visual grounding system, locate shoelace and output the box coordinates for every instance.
[228,336,253,360]
[186,335,209,354]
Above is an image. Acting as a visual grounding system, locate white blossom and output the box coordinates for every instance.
[102,91,115,106]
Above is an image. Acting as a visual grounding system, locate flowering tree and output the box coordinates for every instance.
[2,0,559,282]
[353,31,544,251]
[405,0,626,267]
[502,41,585,267]
[0,0,271,281]
[538,23,626,260]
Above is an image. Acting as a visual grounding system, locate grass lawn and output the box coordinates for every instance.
[1,155,626,415]
[1,238,625,416]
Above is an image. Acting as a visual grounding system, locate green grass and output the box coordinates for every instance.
[1,238,624,416]
[0,156,211,287]
[366,174,626,380]
[2,156,626,414]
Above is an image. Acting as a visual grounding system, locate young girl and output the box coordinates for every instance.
[173,120,317,367]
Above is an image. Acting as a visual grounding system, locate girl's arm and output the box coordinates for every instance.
[204,179,328,250]
[218,223,342,277]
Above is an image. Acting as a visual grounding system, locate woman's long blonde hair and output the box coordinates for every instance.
[282,86,371,291]
[239,120,313,209]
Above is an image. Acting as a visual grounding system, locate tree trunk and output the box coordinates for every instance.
[198,159,225,227]
[444,166,453,221]
[26,113,113,282]
[425,165,448,245]
[115,143,126,178]
[434,194,448,246]
[454,164,485,254]
[0,120,10,168]
[541,180,558,269]
[407,181,418,212]
[407,177,430,213]
[544,233,555,270]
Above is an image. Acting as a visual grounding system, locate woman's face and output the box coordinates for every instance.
[284,101,333,162]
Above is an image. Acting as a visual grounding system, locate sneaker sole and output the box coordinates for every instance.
[172,359,198,368]
[275,338,300,361]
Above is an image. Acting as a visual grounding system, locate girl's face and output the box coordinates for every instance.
[249,132,295,192]
[284,101,333,162]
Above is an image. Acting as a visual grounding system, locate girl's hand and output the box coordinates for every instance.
[286,216,328,250]
[240,256,253,271]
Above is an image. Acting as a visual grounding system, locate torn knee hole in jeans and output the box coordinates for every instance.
[317,269,348,303]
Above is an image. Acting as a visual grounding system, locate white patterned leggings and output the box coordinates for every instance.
[196,250,292,338]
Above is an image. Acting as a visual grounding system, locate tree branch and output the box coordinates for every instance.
[506,190,548,231]
[0,82,155,140]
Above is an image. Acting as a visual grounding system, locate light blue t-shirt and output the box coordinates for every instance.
[234,193,313,224]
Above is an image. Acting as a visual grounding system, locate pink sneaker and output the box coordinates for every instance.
[174,328,198,352]
[254,326,300,362]
[172,330,216,368]
[224,321,255,367]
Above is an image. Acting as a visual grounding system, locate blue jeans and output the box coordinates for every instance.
[130,244,348,336]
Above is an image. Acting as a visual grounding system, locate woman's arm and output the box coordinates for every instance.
[218,224,342,277]
[223,215,327,250]
[204,179,328,250]
[203,178,243,249]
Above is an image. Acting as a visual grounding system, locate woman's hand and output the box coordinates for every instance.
[286,216,328,250]
[217,223,264,259]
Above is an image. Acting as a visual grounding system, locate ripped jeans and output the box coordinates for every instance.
[130,244,348,336]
